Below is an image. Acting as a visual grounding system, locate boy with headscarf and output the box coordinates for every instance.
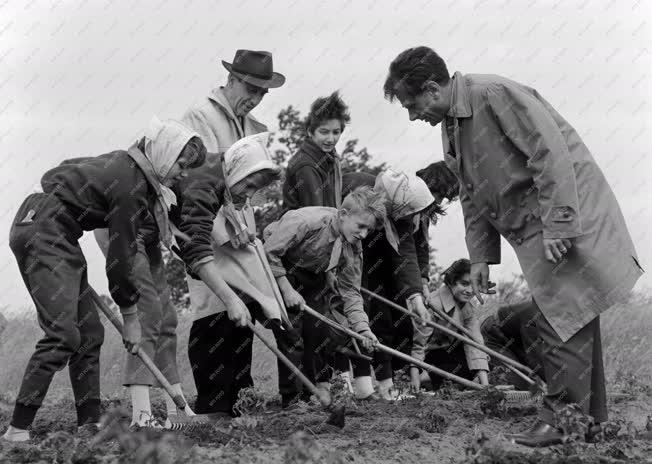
[3,118,206,442]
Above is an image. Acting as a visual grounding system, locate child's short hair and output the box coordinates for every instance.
[341,186,386,226]
[442,258,471,286]
[305,91,351,134]
[182,136,208,169]
[416,161,459,218]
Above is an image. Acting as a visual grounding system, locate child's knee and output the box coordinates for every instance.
[76,323,105,354]
[58,330,82,353]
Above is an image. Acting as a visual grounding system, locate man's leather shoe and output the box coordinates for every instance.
[506,420,567,447]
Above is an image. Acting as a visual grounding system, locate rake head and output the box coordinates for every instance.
[458,385,540,404]
[165,414,213,431]
[164,411,235,433]
[503,390,536,402]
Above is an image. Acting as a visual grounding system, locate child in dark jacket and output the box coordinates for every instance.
[342,170,434,400]
[282,91,348,211]
[3,118,205,442]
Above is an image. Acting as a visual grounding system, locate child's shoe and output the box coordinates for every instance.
[2,425,30,442]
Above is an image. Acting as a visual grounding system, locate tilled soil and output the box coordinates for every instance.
[1,389,651,464]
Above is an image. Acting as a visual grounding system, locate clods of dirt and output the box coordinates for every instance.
[2,391,652,463]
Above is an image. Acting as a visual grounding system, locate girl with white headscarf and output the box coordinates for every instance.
[183,132,304,418]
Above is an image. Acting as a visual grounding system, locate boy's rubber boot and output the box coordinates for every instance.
[353,376,376,400]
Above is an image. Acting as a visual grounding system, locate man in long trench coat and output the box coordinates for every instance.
[384,46,644,447]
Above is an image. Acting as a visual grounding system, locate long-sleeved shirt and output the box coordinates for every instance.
[411,284,489,371]
[262,207,370,333]
[169,152,226,277]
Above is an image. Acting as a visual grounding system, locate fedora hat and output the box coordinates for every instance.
[222,50,285,89]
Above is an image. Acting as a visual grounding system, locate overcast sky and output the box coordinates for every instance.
[1,0,650,313]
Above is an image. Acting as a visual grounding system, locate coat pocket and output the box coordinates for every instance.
[9,194,48,255]
[12,193,48,226]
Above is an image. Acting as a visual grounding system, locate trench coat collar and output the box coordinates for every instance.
[446,71,473,119]
[441,72,471,176]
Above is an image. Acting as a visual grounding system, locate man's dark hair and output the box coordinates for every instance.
[443,258,471,287]
[305,91,351,134]
[383,46,450,101]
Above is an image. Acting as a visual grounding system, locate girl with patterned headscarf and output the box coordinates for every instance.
[93,116,206,429]
[3,117,205,441]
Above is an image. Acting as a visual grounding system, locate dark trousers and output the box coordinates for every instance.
[481,300,547,389]
[530,299,607,424]
[188,311,253,416]
[424,343,473,390]
[367,302,413,380]
[281,270,371,403]
[362,245,414,382]
[188,308,303,415]
[482,299,606,423]
[9,193,104,428]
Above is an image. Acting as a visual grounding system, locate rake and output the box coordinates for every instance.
[424,297,539,389]
[89,287,221,431]
[301,304,484,391]
[360,288,544,390]
[303,303,540,402]
[247,320,346,428]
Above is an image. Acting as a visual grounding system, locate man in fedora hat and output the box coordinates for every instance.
[178,50,300,416]
[182,49,285,155]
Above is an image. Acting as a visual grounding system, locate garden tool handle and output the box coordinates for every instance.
[427,301,474,338]
[251,240,292,329]
[301,304,484,391]
[89,288,187,411]
[351,338,363,356]
[425,298,536,387]
[360,287,537,380]
[246,320,331,407]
